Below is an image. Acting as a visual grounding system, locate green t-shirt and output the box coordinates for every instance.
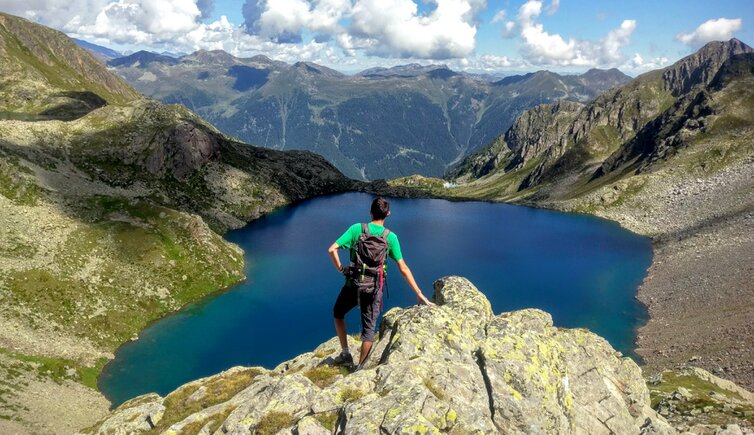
[335,222,403,262]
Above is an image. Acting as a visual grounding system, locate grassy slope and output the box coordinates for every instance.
[0,12,351,430]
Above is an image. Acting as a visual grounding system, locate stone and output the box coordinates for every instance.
[86,393,165,435]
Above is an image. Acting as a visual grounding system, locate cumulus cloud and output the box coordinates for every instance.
[676,17,742,47]
[347,0,480,59]
[509,0,636,67]
[76,0,202,44]
[242,0,350,44]
[238,0,484,59]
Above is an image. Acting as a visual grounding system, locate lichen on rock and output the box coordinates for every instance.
[84,276,675,434]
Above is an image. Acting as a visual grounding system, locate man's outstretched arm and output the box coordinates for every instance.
[396,259,434,306]
[328,243,343,273]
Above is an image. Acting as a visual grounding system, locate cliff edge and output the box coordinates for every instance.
[83,277,674,434]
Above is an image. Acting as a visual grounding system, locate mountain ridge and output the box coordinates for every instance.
[107,48,632,180]
[448,38,753,197]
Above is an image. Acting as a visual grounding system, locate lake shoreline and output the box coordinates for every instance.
[552,160,754,392]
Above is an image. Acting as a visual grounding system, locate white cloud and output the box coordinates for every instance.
[676,17,742,47]
[502,20,516,38]
[476,53,514,68]
[0,0,108,31]
[75,0,202,44]
[238,0,484,58]
[253,0,351,41]
[546,0,559,15]
[600,19,636,64]
[491,9,505,24]
[346,0,480,59]
[511,0,636,67]
[623,53,669,71]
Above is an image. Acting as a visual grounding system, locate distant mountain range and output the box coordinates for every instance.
[107,49,631,179]
[73,37,122,61]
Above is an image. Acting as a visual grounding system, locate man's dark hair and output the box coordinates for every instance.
[371,197,390,220]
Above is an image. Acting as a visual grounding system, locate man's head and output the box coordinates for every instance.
[370,197,390,221]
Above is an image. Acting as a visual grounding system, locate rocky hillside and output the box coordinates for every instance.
[83,276,676,434]
[0,12,354,434]
[0,13,139,118]
[447,39,753,203]
[108,50,630,180]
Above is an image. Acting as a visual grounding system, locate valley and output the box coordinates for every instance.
[107,49,630,180]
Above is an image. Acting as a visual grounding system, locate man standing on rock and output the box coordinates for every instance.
[327,197,433,369]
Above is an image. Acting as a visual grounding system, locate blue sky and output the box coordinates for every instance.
[1,0,751,74]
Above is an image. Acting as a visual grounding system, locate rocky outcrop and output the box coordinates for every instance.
[661,39,752,96]
[84,277,674,434]
[143,120,222,180]
[504,100,585,169]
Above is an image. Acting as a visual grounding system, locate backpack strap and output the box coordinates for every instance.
[360,223,369,238]
[380,228,390,239]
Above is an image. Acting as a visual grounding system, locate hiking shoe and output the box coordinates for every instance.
[333,352,354,366]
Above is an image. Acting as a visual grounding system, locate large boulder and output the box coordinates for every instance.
[82,276,674,434]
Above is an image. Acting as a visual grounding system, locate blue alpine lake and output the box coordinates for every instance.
[99,192,652,406]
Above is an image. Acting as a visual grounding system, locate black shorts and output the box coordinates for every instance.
[333,279,383,342]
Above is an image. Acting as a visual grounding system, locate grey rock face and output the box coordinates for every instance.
[504,100,585,170]
[144,121,222,180]
[662,39,753,96]
[85,276,675,434]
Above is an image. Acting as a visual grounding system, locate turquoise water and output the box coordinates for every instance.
[99,192,652,406]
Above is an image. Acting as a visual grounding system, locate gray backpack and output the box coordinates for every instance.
[345,223,390,294]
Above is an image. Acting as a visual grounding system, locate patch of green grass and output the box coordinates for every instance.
[0,158,41,206]
[338,387,365,403]
[172,406,234,435]
[388,175,448,194]
[710,114,751,133]
[304,365,348,388]
[650,372,745,404]
[5,195,244,352]
[151,367,261,433]
[588,125,622,156]
[452,155,545,201]
[313,411,338,431]
[649,371,754,426]
[254,411,295,435]
[0,347,105,389]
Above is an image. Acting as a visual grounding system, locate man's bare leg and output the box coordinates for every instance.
[359,340,373,365]
[334,318,348,351]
